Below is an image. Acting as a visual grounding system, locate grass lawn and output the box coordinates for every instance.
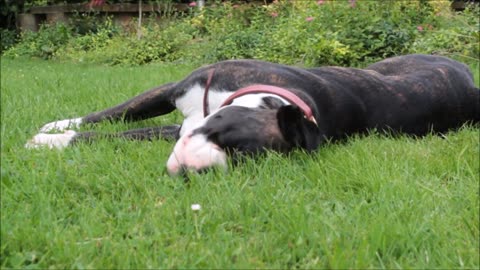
[1,57,479,269]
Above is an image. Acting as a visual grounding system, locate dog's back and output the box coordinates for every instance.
[367,54,479,125]
[304,55,478,136]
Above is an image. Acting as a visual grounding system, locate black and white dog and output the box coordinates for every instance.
[26,54,479,176]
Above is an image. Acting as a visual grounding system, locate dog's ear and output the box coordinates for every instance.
[276,105,321,151]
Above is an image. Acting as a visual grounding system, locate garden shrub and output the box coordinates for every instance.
[104,23,194,65]
[0,29,17,53]
[98,20,197,65]
[411,6,480,62]
[251,3,360,66]
[53,17,197,65]
[3,0,479,66]
[194,0,466,67]
[4,23,72,59]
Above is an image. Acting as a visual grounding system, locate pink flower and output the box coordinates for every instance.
[270,12,278,17]
[232,4,239,9]
[88,0,104,7]
[306,16,314,22]
[317,0,325,5]
[349,0,356,8]
[417,25,424,32]
[189,2,197,7]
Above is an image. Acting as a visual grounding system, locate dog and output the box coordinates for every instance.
[26,54,479,176]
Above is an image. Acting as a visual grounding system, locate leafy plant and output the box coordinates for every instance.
[4,23,71,59]
[0,29,17,53]
[411,5,480,62]
[3,0,479,66]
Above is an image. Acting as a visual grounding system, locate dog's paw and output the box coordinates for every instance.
[39,118,83,133]
[25,130,77,149]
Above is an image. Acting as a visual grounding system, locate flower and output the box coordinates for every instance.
[191,204,201,211]
[317,0,325,5]
[88,0,104,7]
[349,0,356,8]
[189,2,197,7]
[417,25,424,32]
[306,16,314,22]
[270,12,279,17]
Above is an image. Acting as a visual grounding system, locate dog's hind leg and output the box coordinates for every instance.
[39,83,177,132]
[26,125,181,149]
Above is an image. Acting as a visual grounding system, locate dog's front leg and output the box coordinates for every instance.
[39,83,177,133]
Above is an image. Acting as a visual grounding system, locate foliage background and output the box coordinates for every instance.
[2,0,479,67]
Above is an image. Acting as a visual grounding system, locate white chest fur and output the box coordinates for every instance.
[175,84,289,136]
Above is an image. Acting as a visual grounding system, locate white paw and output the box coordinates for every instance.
[40,118,83,132]
[25,130,77,149]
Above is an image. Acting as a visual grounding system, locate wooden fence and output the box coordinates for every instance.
[17,2,191,31]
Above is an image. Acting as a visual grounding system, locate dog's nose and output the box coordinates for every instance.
[166,132,228,176]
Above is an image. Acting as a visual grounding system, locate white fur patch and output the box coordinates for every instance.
[175,84,231,136]
[40,117,83,132]
[175,84,289,136]
[25,130,77,149]
[166,132,227,175]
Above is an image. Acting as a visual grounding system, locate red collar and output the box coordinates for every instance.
[203,68,216,118]
[221,84,318,125]
[202,69,317,125]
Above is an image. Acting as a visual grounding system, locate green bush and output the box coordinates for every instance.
[411,6,480,62]
[0,29,17,53]
[193,0,456,66]
[251,3,360,66]
[3,0,479,66]
[54,17,119,63]
[52,16,197,65]
[4,23,71,59]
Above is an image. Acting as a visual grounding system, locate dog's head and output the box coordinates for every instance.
[166,105,320,176]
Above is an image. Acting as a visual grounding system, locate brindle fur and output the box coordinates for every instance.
[65,54,479,148]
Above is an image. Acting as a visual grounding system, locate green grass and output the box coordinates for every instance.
[1,57,479,269]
